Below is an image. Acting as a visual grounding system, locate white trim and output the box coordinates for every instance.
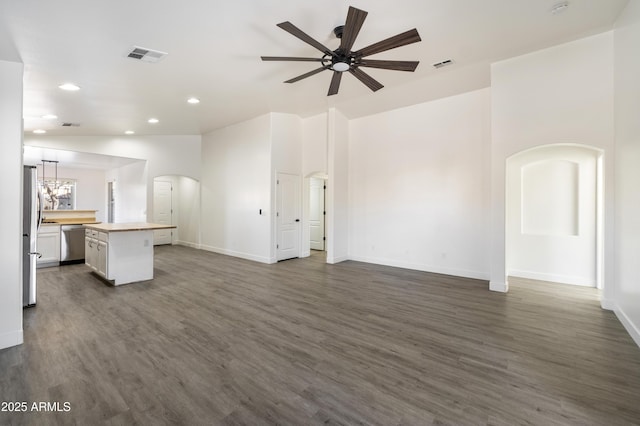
[175,240,201,250]
[199,244,272,264]
[600,298,615,311]
[614,305,640,349]
[0,329,23,350]
[490,280,509,293]
[509,269,596,287]
[326,255,349,264]
[348,255,490,281]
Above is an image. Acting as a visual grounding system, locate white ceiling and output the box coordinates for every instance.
[0,0,629,137]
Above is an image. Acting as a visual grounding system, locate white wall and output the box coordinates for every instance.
[506,145,599,286]
[327,108,350,264]
[200,114,272,262]
[302,113,328,176]
[348,89,491,279]
[105,161,147,222]
[0,59,23,350]
[491,32,615,294]
[614,0,640,346]
[24,135,201,223]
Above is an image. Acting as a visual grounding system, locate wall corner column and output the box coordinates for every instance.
[0,59,25,349]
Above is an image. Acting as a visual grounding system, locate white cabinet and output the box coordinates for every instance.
[84,225,159,285]
[85,235,97,272]
[37,224,60,267]
[85,229,109,279]
[97,240,108,277]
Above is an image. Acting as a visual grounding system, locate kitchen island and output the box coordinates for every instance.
[84,222,176,285]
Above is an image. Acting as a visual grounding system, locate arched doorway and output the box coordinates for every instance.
[506,144,604,289]
[152,175,200,248]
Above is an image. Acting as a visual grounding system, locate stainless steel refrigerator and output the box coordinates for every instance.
[23,165,43,307]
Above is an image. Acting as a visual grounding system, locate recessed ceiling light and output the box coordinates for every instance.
[187,97,200,104]
[550,1,570,15]
[124,130,135,135]
[42,114,58,120]
[33,129,46,134]
[148,118,159,124]
[58,83,80,91]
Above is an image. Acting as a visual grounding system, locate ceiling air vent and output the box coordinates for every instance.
[61,122,80,127]
[126,46,168,63]
[432,59,453,69]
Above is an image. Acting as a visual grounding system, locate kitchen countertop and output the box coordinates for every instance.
[42,210,100,225]
[43,209,98,213]
[42,219,102,225]
[84,222,176,233]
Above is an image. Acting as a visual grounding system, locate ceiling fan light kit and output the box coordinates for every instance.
[261,6,422,96]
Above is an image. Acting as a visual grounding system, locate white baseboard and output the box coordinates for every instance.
[199,244,271,264]
[348,255,489,281]
[327,255,349,264]
[509,269,595,287]
[613,305,640,349]
[600,298,615,311]
[0,329,23,350]
[489,280,509,293]
[175,240,201,249]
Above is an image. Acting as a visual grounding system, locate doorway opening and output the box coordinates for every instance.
[152,175,201,248]
[107,181,115,223]
[506,144,604,292]
[309,176,326,252]
[302,172,329,263]
[153,179,173,245]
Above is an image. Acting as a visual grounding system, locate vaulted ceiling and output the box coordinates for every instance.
[0,0,629,136]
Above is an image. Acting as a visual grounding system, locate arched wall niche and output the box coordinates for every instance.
[505,144,604,290]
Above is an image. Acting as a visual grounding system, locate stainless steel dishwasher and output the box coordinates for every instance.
[60,224,86,264]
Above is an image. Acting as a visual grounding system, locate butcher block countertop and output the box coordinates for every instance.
[84,222,176,233]
[42,219,101,225]
[42,209,99,225]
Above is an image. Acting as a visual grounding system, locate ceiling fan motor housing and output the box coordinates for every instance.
[331,52,352,72]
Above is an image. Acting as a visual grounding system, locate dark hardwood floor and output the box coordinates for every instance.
[1,246,639,425]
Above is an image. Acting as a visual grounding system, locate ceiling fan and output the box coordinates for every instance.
[261,6,422,96]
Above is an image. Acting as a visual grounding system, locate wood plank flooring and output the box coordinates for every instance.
[1,246,639,425]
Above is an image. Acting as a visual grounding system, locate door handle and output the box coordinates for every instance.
[29,252,42,259]
[295,219,300,222]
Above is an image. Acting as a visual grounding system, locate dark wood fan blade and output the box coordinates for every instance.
[328,71,343,96]
[340,6,368,54]
[261,56,324,62]
[354,28,421,58]
[284,66,328,83]
[277,21,336,57]
[357,59,419,72]
[349,67,384,92]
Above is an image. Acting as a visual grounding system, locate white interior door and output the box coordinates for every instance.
[309,177,325,251]
[277,173,301,261]
[153,180,173,245]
